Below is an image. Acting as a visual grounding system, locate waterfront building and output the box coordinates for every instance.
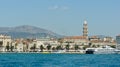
[116,35,120,49]
[35,36,59,51]
[63,36,88,45]
[103,37,116,47]
[104,37,114,42]
[12,39,34,52]
[89,36,102,47]
[0,35,11,52]
[12,39,24,52]
[89,36,116,48]
[62,36,88,50]
[89,36,100,41]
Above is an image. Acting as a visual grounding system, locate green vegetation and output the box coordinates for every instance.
[66,43,70,52]
[46,44,51,52]
[40,45,44,52]
[74,44,79,51]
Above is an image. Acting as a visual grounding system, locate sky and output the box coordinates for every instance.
[0,0,120,37]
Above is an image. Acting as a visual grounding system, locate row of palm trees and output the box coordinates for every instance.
[39,43,79,52]
[4,42,80,52]
[5,42,14,52]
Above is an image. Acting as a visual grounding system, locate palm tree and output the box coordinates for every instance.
[56,45,62,50]
[30,44,36,52]
[74,44,79,52]
[14,43,18,52]
[89,43,92,47]
[33,44,36,52]
[6,42,10,52]
[10,43,14,52]
[40,45,44,52]
[46,44,51,52]
[65,43,70,52]
[15,43,18,49]
[92,44,96,48]
[52,47,56,51]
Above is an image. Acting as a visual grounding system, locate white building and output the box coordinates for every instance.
[116,35,120,49]
[0,35,11,52]
[35,37,59,51]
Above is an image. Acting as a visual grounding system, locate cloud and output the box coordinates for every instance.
[48,5,69,11]
[48,5,59,10]
[61,6,69,10]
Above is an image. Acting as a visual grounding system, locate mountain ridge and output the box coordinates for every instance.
[0,25,62,39]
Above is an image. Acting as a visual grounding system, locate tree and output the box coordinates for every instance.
[110,45,116,48]
[6,42,10,51]
[15,43,18,49]
[46,44,51,52]
[74,44,79,51]
[58,38,63,44]
[89,43,92,47]
[81,43,84,46]
[56,45,62,50]
[33,44,36,52]
[40,45,44,52]
[10,46,14,52]
[92,44,96,48]
[30,44,36,52]
[83,45,89,50]
[97,45,100,48]
[52,47,56,51]
[10,43,14,52]
[66,43,70,52]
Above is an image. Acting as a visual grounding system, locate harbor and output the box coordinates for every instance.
[0,21,119,54]
[0,0,120,67]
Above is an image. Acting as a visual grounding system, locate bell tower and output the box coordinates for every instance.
[83,20,88,37]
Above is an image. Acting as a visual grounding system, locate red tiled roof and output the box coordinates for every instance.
[90,36,99,39]
[64,36,87,39]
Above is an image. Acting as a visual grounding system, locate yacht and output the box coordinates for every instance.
[85,45,117,54]
[114,49,120,54]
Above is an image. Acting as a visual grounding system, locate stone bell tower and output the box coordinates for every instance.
[83,20,88,37]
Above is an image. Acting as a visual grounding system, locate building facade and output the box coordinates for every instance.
[0,35,12,52]
[116,35,120,49]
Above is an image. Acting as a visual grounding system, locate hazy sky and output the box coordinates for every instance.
[0,0,120,37]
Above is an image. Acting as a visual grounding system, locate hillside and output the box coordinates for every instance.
[0,25,62,39]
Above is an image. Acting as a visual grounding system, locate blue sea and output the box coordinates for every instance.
[0,53,120,67]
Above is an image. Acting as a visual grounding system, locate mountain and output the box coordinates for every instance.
[96,35,111,39]
[0,25,62,39]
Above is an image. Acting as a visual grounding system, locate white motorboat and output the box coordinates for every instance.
[114,49,120,54]
[85,45,117,54]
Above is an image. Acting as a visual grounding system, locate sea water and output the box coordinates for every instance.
[0,53,120,67]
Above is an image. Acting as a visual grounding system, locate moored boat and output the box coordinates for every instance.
[85,45,117,54]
